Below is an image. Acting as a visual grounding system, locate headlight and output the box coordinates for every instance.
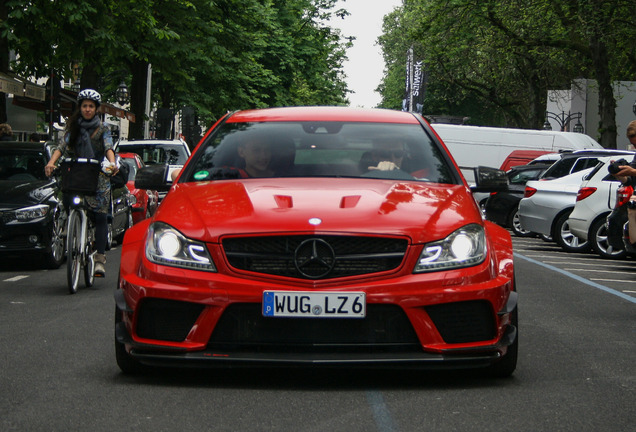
[145,221,216,271]
[414,224,487,273]
[11,204,50,223]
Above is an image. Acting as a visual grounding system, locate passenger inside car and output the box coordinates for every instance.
[360,137,429,179]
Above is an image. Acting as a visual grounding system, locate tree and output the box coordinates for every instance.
[378,0,636,148]
[0,0,351,137]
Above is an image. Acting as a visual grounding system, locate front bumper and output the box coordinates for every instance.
[115,267,517,369]
[0,217,53,254]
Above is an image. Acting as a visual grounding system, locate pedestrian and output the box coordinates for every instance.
[44,89,118,277]
[612,120,636,176]
[0,123,13,141]
[608,121,636,244]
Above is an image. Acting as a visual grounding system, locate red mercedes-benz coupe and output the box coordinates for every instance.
[115,107,517,377]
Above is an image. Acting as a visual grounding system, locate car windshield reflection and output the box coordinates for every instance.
[186,122,456,184]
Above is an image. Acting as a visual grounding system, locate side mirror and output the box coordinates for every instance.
[470,166,508,192]
[135,165,171,192]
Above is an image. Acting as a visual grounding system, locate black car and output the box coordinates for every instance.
[485,163,552,237]
[0,141,65,268]
[108,178,135,248]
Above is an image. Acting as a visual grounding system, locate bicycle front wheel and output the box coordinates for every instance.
[66,210,82,294]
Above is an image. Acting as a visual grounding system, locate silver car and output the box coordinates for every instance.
[518,168,594,252]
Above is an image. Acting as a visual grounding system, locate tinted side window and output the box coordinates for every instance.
[542,158,576,179]
[571,157,599,173]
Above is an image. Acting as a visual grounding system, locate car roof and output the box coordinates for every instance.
[117,139,186,145]
[0,141,51,151]
[117,152,140,159]
[567,149,635,157]
[225,107,421,124]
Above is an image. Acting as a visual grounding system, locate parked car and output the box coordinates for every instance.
[0,141,65,268]
[115,139,191,200]
[115,107,518,377]
[485,163,553,237]
[539,149,634,180]
[499,150,553,171]
[118,152,159,224]
[108,177,135,248]
[518,168,594,252]
[568,156,633,259]
[431,123,601,184]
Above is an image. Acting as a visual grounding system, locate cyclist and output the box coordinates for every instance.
[45,89,117,278]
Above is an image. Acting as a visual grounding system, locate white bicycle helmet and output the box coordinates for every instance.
[77,88,101,106]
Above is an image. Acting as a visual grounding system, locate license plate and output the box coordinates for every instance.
[262,291,366,318]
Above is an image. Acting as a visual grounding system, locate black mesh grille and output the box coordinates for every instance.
[136,298,205,342]
[208,303,421,353]
[425,301,496,344]
[222,235,408,279]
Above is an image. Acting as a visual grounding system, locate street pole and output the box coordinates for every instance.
[408,47,414,112]
[144,64,152,139]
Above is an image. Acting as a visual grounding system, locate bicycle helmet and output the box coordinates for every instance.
[77,88,101,107]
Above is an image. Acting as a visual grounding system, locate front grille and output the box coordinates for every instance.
[136,298,205,342]
[425,301,496,344]
[208,303,421,353]
[222,235,408,280]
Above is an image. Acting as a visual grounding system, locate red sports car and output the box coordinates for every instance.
[115,107,517,376]
[118,152,159,224]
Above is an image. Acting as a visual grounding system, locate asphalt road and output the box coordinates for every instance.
[0,236,634,431]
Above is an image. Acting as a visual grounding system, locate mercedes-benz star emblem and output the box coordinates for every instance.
[294,238,336,279]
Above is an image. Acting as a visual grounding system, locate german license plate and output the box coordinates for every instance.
[262,291,366,318]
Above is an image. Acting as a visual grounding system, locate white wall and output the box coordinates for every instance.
[547,79,636,149]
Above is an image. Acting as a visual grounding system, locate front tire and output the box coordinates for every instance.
[66,211,82,294]
[488,308,518,378]
[105,222,113,251]
[42,206,65,269]
[115,305,144,374]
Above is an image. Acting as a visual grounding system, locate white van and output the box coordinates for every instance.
[431,124,602,182]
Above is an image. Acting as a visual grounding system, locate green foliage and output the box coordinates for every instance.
[377,0,636,145]
[0,0,350,127]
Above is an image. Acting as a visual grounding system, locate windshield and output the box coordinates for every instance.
[118,144,189,165]
[508,167,546,184]
[185,121,458,184]
[0,150,48,181]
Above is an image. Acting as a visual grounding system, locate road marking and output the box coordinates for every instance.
[366,391,397,432]
[565,268,636,274]
[4,275,29,282]
[624,290,636,294]
[590,278,636,284]
[515,253,636,304]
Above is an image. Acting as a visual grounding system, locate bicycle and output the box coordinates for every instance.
[57,158,101,294]
[65,191,96,294]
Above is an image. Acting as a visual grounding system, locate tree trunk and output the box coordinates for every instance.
[591,37,617,149]
[0,0,9,123]
[129,59,149,140]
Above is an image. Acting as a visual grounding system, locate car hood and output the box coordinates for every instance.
[0,180,56,208]
[155,178,481,243]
